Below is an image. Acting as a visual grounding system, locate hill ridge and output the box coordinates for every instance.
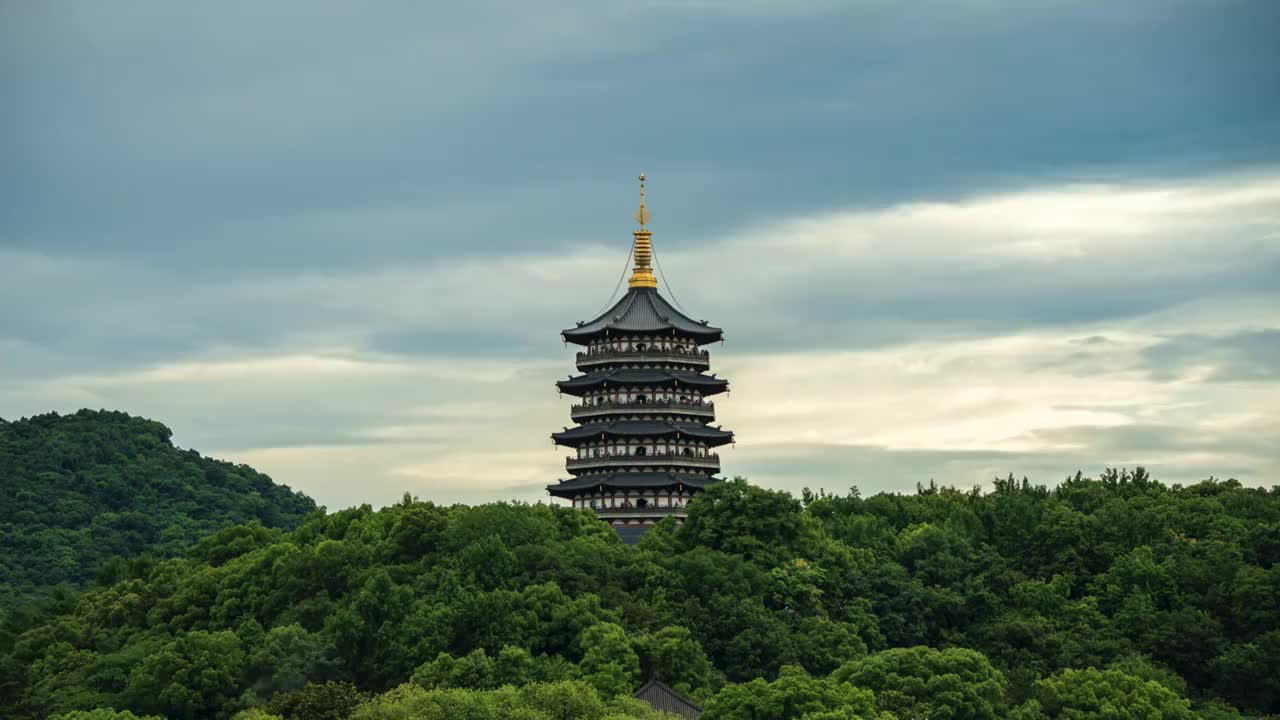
[0,408,316,611]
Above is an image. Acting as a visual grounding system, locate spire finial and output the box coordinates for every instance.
[634,173,650,229]
[628,173,657,288]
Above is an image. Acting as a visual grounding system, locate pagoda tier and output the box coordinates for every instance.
[548,472,716,499]
[556,369,728,397]
[547,175,732,544]
[548,472,718,527]
[575,346,710,372]
[552,420,733,447]
[569,397,715,423]
[562,286,723,346]
[564,453,721,473]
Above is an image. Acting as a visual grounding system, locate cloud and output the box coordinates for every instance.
[3,2,1278,507]
[4,0,1277,274]
[3,170,1277,507]
[730,428,1276,500]
[7,170,1277,378]
[1142,330,1280,383]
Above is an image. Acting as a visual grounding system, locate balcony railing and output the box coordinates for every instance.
[591,505,690,515]
[576,349,710,367]
[565,452,720,470]
[570,399,714,418]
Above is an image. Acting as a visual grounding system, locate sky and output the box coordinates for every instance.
[2,1,1278,509]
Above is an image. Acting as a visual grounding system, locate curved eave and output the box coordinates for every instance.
[562,325,723,346]
[556,370,729,397]
[552,421,734,447]
[561,288,724,346]
[547,473,722,498]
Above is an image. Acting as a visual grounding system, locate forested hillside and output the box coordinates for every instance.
[0,410,317,612]
[3,471,1277,719]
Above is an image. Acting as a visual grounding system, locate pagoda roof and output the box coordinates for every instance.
[552,421,733,447]
[562,287,723,345]
[556,369,728,397]
[547,472,720,497]
[635,679,704,719]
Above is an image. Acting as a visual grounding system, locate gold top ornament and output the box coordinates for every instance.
[629,173,658,288]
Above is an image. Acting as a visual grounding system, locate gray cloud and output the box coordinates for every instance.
[1142,330,1280,383]
[7,170,1276,386]
[3,1,1277,274]
[733,422,1275,499]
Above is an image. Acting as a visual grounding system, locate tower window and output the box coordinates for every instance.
[635,446,647,456]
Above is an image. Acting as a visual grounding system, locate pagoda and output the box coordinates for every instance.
[548,175,733,544]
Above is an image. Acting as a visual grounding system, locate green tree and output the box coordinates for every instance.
[351,680,669,720]
[265,681,366,720]
[701,666,885,720]
[632,626,721,698]
[1016,667,1195,719]
[4,465,1278,720]
[1210,631,1280,713]
[125,630,246,720]
[495,645,538,687]
[790,617,870,676]
[49,707,165,712]
[579,623,641,697]
[413,649,496,690]
[832,646,1008,719]
[241,623,341,702]
[0,410,314,611]
[679,478,813,563]
[230,711,283,720]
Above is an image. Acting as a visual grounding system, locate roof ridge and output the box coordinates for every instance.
[634,678,705,714]
[561,286,723,342]
[614,289,641,320]
[643,288,670,322]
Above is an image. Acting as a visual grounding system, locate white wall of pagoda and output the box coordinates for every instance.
[569,489,693,510]
[582,388,705,404]
[588,336,698,353]
[575,440,711,458]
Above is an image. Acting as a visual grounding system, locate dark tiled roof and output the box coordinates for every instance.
[635,679,703,719]
[563,287,723,345]
[556,369,728,396]
[552,421,733,446]
[547,472,720,496]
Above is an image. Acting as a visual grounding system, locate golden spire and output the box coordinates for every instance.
[629,173,657,288]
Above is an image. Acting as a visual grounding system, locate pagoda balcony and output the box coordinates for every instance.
[576,348,710,370]
[565,452,720,470]
[570,399,715,421]
[592,506,689,518]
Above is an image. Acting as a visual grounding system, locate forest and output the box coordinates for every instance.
[2,426,1278,720]
[0,410,316,611]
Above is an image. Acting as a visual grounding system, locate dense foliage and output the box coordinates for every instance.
[3,468,1278,719]
[0,410,316,612]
